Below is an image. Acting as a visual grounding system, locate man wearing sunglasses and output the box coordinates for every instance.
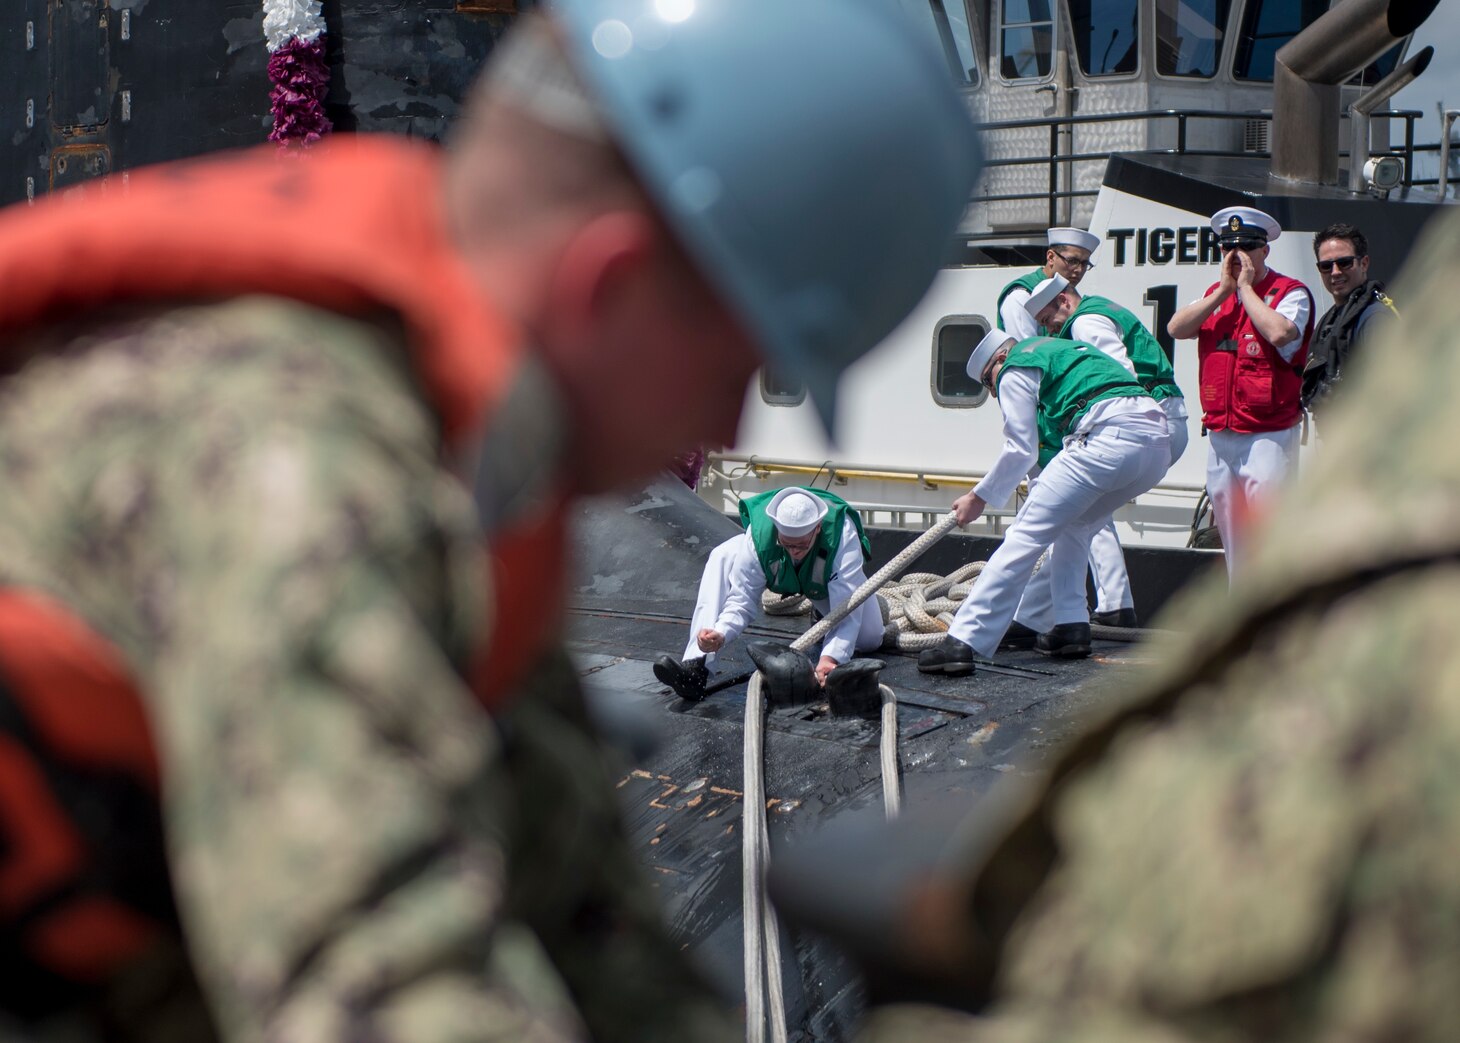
[918,331,1169,674]
[1302,223,1398,414]
[1168,206,1314,577]
[992,229,1138,631]
[653,487,885,700]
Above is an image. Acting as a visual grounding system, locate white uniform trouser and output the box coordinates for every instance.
[682,538,884,669]
[1206,425,1299,577]
[1014,399,1189,629]
[949,417,1170,657]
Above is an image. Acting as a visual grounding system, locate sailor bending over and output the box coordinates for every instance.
[996,226,1136,627]
[999,274,1189,641]
[919,333,1169,675]
[653,487,884,701]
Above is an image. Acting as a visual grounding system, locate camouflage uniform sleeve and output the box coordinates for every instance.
[494,653,741,1043]
[0,299,593,1042]
[143,317,600,1042]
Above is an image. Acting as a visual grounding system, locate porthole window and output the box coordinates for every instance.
[931,316,991,408]
[760,366,807,406]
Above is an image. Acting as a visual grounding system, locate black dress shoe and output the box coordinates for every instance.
[1000,621,1039,650]
[652,655,710,702]
[1035,623,1091,659]
[917,636,976,677]
[1090,607,1139,628]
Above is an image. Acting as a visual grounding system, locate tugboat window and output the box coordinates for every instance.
[1071,0,1139,76]
[940,1,982,86]
[875,0,981,85]
[931,317,991,408]
[1155,0,1231,77]
[1232,0,1328,81]
[1001,0,1054,80]
[760,367,807,407]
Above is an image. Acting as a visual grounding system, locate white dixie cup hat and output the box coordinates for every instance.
[1025,273,1069,319]
[965,328,1017,381]
[1046,226,1101,253]
[766,488,828,538]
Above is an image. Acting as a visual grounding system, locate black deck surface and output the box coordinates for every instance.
[567,477,1177,1040]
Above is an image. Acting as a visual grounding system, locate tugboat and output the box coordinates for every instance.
[716,0,1454,561]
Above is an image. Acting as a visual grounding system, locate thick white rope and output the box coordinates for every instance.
[742,515,1169,1039]
[790,513,962,655]
[742,673,782,1043]
[742,514,959,1043]
[880,684,901,819]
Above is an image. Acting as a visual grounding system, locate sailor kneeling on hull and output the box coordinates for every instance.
[919,332,1169,675]
[654,487,885,701]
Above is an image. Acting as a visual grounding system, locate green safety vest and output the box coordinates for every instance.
[1063,295,1183,401]
[738,488,871,601]
[996,268,1049,333]
[997,337,1150,460]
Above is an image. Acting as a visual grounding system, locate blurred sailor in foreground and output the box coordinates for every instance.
[918,331,1168,673]
[0,2,980,1039]
[1168,206,1313,576]
[654,488,883,700]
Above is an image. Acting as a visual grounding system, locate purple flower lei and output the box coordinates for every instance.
[262,1,331,146]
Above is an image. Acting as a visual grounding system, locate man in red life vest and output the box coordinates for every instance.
[1168,206,1315,576]
[0,2,980,1040]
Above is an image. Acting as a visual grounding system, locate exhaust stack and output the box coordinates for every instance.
[1270,0,1439,186]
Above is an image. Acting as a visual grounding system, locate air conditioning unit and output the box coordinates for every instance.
[1243,117,1271,154]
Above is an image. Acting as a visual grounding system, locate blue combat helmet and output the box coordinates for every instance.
[551,0,982,435]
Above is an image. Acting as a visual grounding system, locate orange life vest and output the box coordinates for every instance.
[0,137,571,1002]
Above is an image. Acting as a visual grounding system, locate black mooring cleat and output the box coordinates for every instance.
[746,641,820,707]
[824,658,886,718]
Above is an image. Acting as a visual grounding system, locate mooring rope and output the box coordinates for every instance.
[742,516,1173,1039]
[742,513,960,1043]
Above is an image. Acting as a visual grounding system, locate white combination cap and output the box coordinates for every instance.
[965,328,1017,381]
[1211,206,1281,243]
[1025,273,1069,318]
[1047,227,1101,254]
[766,488,828,537]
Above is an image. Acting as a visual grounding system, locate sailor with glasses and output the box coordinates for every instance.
[653,487,885,700]
[996,226,1102,341]
[918,330,1169,674]
[992,228,1140,630]
[1168,206,1315,577]
[1302,222,1398,414]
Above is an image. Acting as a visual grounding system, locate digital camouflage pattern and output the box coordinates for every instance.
[858,206,1460,1042]
[0,297,736,1042]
